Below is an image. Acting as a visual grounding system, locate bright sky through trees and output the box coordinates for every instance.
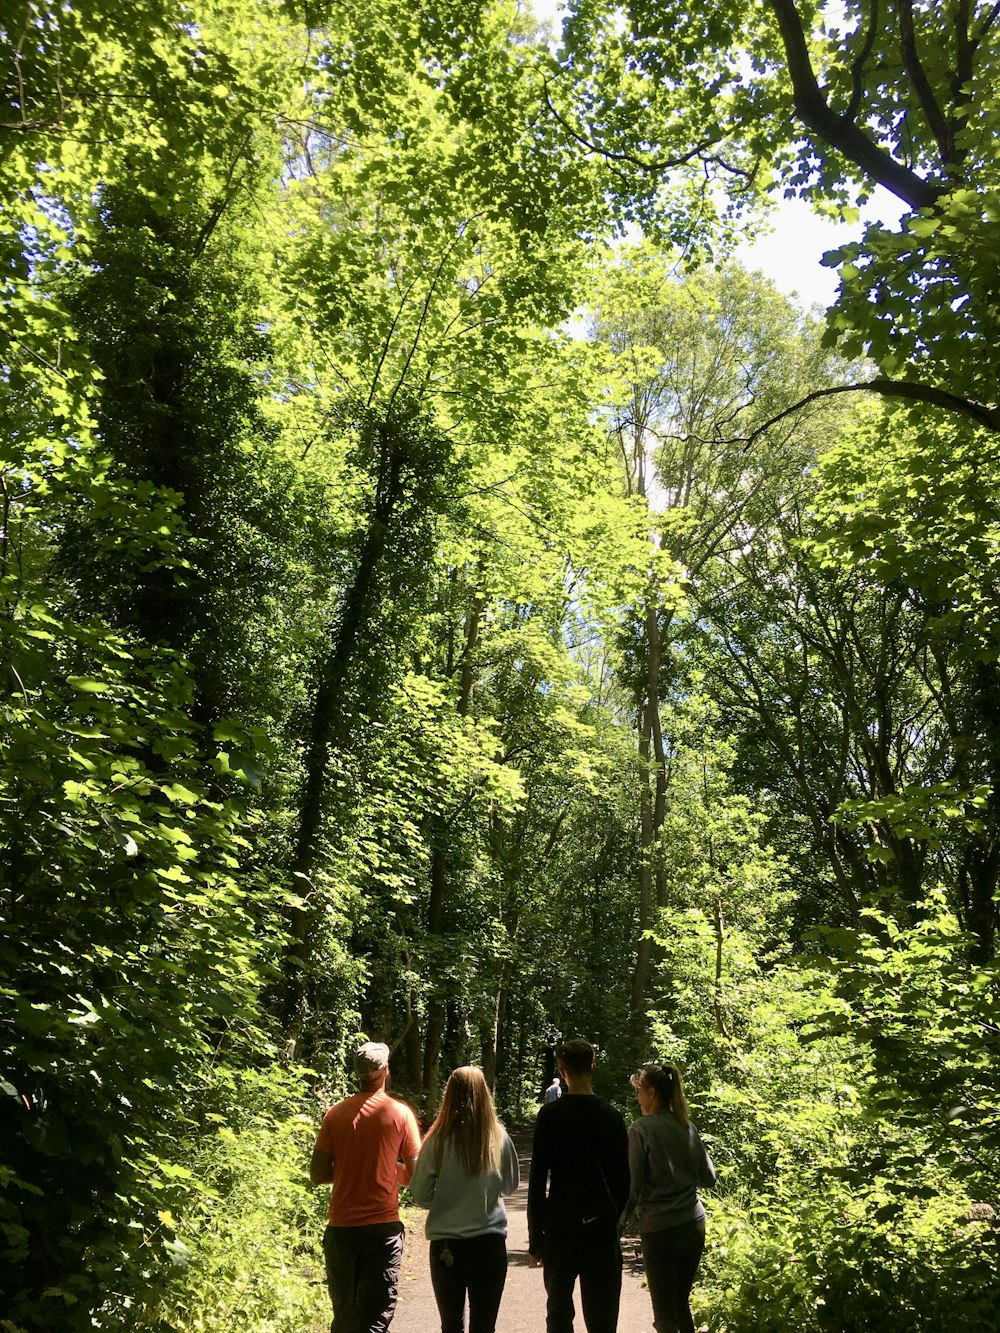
[528,0,906,308]
[734,188,907,307]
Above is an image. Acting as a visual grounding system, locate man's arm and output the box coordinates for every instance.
[608,1109,631,1214]
[396,1108,422,1186]
[310,1148,333,1186]
[396,1152,418,1186]
[527,1112,549,1262]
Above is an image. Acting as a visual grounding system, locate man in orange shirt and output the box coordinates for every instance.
[310,1042,422,1333]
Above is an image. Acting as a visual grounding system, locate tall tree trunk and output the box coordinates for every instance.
[284,415,434,1057]
[419,592,484,1100]
[630,599,668,1048]
[495,989,513,1110]
[403,1014,423,1091]
[630,712,655,1034]
[422,999,446,1112]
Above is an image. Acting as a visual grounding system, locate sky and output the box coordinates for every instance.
[734,191,906,310]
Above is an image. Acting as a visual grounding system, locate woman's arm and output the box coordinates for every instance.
[499,1130,520,1194]
[692,1126,717,1190]
[409,1137,439,1207]
[622,1122,646,1222]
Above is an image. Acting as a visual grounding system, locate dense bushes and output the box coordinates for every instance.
[646,890,999,1333]
[143,1070,331,1333]
[703,1188,997,1333]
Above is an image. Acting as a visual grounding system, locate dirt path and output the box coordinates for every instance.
[393,1134,654,1333]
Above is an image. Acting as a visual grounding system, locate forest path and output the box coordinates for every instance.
[394,1132,655,1333]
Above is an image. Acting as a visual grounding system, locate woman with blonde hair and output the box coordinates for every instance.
[410,1066,520,1333]
[624,1064,716,1333]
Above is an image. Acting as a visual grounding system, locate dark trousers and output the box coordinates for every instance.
[542,1224,622,1333]
[429,1232,508,1333]
[322,1221,405,1333]
[640,1218,706,1333]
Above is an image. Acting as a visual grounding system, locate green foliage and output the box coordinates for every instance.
[559,2,1000,435]
[0,600,284,1326]
[813,414,1000,664]
[4,1,1000,1328]
[556,0,775,251]
[807,408,1000,957]
[704,1187,998,1333]
[1,2,314,1324]
[806,898,1000,1177]
[645,893,999,1333]
[145,1070,331,1333]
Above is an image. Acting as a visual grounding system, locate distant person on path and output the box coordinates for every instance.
[545,1075,563,1103]
[310,1041,422,1333]
[410,1065,520,1333]
[528,1037,630,1333]
[624,1064,716,1333]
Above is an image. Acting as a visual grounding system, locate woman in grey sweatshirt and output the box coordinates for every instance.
[410,1066,520,1333]
[623,1064,716,1333]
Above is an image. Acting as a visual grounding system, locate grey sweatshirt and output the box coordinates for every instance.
[624,1111,716,1232]
[410,1129,520,1239]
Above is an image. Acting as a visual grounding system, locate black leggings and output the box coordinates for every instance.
[640,1217,706,1333]
[429,1232,508,1333]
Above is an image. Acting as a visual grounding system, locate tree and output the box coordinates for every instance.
[553,1,1000,432]
[810,410,1000,960]
[586,245,842,1043]
[259,0,632,1069]
[2,2,314,1323]
[699,484,939,921]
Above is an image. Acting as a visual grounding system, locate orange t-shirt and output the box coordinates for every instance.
[314,1088,422,1226]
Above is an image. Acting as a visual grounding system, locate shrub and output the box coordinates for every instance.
[130,1068,331,1333]
[702,1185,998,1333]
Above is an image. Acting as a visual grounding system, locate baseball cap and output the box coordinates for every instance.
[354,1041,390,1076]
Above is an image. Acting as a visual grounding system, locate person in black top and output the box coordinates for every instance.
[528,1038,630,1333]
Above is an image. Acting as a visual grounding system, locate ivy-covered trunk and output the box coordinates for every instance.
[284,406,454,1059]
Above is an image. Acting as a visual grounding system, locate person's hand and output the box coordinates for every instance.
[529,1250,543,1268]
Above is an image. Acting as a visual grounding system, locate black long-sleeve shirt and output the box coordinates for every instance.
[527,1093,630,1253]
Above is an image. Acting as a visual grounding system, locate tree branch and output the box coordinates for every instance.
[8,334,68,380]
[171,119,263,262]
[542,79,735,174]
[385,223,470,416]
[846,0,881,122]
[974,1,1000,45]
[767,0,941,209]
[898,0,956,172]
[733,377,1000,447]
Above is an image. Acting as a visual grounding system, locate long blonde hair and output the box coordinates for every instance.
[424,1066,503,1175]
